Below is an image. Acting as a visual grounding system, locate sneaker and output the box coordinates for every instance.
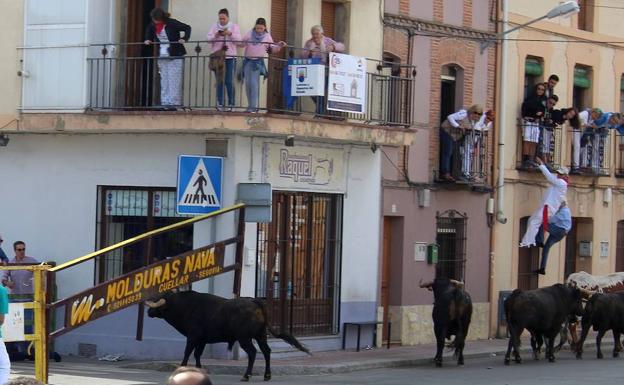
[532,268,546,275]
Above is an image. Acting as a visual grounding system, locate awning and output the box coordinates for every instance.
[574,67,591,89]
[525,58,543,76]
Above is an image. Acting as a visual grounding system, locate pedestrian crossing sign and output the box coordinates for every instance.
[176,155,223,215]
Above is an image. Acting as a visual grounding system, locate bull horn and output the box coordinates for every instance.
[145,298,166,308]
[578,288,596,299]
[419,279,434,289]
[449,279,465,289]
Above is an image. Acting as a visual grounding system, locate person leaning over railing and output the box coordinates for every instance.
[587,110,612,174]
[144,8,191,109]
[237,18,286,113]
[546,107,579,171]
[540,94,559,165]
[207,8,241,111]
[301,25,345,115]
[520,83,547,168]
[0,266,10,385]
[439,104,483,182]
[578,108,607,173]
[460,109,493,183]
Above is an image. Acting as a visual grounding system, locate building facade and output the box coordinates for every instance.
[491,0,624,336]
[0,0,414,359]
[381,0,497,345]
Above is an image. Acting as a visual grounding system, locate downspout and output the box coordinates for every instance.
[495,0,508,225]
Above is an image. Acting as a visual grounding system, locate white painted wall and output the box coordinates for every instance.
[0,133,381,307]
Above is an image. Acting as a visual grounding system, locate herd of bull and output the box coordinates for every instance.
[141,273,624,381]
[419,272,624,367]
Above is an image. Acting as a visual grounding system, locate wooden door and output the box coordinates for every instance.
[564,219,578,278]
[381,218,392,341]
[268,0,289,111]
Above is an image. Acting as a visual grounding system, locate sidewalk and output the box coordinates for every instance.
[11,334,607,382]
[121,335,598,376]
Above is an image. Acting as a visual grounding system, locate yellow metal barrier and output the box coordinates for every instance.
[0,265,50,383]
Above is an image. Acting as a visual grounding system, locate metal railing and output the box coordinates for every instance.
[516,120,563,171]
[87,41,415,127]
[436,129,491,184]
[569,127,611,176]
[615,134,624,177]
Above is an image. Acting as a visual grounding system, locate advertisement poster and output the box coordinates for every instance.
[327,53,367,113]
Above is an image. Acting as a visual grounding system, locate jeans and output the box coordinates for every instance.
[440,129,454,175]
[536,224,567,270]
[217,58,236,106]
[243,60,262,111]
[0,339,9,385]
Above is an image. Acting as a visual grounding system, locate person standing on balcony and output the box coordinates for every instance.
[540,95,559,166]
[543,74,559,99]
[532,200,572,275]
[0,235,8,264]
[238,18,286,113]
[439,104,483,182]
[586,109,610,174]
[520,83,546,168]
[302,25,345,115]
[0,271,9,385]
[574,108,598,173]
[519,157,569,248]
[144,8,191,108]
[460,109,493,183]
[207,8,241,111]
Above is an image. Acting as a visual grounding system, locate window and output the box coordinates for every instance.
[256,192,343,336]
[620,75,624,113]
[440,64,464,123]
[518,217,539,290]
[577,0,594,32]
[524,57,543,100]
[436,210,467,281]
[95,186,193,283]
[573,65,592,110]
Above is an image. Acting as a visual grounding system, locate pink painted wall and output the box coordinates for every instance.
[385,0,400,14]
[472,0,492,31]
[410,0,433,20]
[444,0,463,26]
[383,188,491,304]
[412,35,432,125]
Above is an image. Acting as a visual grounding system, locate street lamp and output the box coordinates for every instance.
[494,1,579,224]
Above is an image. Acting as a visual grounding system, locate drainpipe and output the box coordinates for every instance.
[495,0,508,225]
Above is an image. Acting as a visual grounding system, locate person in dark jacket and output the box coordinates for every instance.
[520,83,546,167]
[144,8,191,107]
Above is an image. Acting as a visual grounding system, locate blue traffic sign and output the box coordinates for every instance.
[176,155,223,215]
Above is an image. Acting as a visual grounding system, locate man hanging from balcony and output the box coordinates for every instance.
[439,104,483,182]
[520,84,547,168]
[519,157,569,248]
[144,8,192,109]
[532,200,571,275]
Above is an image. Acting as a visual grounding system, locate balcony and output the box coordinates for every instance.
[568,127,611,177]
[435,129,492,188]
[84,42,415,127]
[516,120,563,172]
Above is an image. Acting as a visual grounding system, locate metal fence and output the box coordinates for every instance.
[569,127,611,176]
[436,129,491,184]
[87,42,415,127]
[615,134,624,177]
[516,120,563,170]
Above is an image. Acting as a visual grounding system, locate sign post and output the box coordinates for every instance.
[177,155,223,215]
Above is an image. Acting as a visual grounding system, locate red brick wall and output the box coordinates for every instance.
[434,0,444,22]
[399,0,410,15]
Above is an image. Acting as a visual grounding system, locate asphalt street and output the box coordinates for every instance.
[10,347,624,385]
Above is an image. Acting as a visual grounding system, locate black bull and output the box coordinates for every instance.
[145,290,311,381]
[576,291,624,359]
[504,283,583,364]
[420,277,473,367]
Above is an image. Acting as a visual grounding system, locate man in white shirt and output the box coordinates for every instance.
[520,156,569,248]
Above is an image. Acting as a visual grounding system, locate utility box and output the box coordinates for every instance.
[427,244,439,264]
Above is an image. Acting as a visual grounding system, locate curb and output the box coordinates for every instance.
[122,340,610,376]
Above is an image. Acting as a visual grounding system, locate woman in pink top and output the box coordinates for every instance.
[238,18,286,112]
[207,8,241,110]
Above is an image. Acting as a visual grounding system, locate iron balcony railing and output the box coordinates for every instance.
[569,127,611,176]
[615,133,624,177]
[87,41,415,127]
[516,119,563,171]
[436,128,491,184]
